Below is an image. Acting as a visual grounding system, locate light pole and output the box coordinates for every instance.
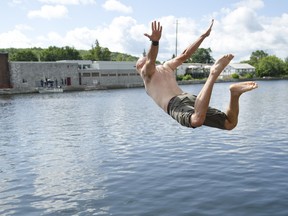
[175,19,178,58]
[175,20,178,76]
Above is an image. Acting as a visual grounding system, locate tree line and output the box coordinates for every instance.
[1,43,287,78]
[185,48,288,78]
[1,40,138,62]
[241,50,288,78]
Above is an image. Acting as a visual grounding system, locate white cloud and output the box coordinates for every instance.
[15,24,33,31]
[27,5,68,19]
[30,10,288,62]
[36,28,95,49]
[0,29,32,48]
[34,16,142,55]
[207,1,288,62]
[3,0,288,62]
[221,7,263,33]
[38,0,96,5]
[235,0,264,10]
[9,0,22,5]
[102,0,132,13]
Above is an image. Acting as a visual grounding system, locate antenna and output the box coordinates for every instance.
[175,20,179,77]
[175,20,178,57]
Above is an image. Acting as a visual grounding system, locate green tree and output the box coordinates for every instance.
[284,57,288,75]
[40,46,81,61]
[256,55,285,77]
[60,46,82,60]
[10,50,38,61]
[40,46,58,61]
[111,52,138,61]
[248,50,269,66]
[86,40,111,61]
[188,48,214,64]
[101,47,111,61]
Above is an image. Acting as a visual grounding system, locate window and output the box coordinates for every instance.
[82,73,91,77]
[92,73,100,77]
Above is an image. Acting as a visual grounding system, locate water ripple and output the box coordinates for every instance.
[1,81,288,215]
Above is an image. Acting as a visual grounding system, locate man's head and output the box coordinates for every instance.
[136,57,147,73]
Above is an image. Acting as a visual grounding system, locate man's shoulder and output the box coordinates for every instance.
[140,65,155,82]
[162,61,174,72]
[156,62,174,73]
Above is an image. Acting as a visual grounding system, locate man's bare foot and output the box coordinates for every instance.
[230,81,258,96]
[210,54,234,77]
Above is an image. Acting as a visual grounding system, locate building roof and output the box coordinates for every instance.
[229,63,255,69]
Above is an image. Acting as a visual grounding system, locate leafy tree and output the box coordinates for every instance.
[40,46,81,61]
[256,55,285,77]
[61,46,82,60]
[86,40,111,61]
[10,50,38,61]
[111,52,138,61]
[188,48,214,64]
[101,47,111,61]
[248,50,269,66]
[284,57,288,75]
[40,46,58,61]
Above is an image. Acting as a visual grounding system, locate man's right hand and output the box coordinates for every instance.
[144,21,162,41]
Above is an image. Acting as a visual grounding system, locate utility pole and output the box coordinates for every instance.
[175,20,178,76]
[175,19,178,58]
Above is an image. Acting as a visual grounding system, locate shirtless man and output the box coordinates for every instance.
[136,20,258,130]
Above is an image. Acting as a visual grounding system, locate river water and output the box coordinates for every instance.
[0,80,288,216]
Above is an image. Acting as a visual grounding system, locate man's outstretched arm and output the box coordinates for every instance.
[164,19,214,70]
[181,19,214,58]
[142,21,162,79]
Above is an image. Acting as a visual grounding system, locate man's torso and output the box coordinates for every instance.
[143,64,183,112]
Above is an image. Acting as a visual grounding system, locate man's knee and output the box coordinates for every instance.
[190,113,206,128]
[224,121,237,130]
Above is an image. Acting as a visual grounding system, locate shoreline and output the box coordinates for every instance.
[1,77,287,95]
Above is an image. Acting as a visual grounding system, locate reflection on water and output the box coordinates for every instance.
[0,80,288,216]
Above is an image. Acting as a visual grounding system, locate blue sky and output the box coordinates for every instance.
[1,0,288,62]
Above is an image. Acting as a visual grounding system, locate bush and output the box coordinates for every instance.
[183,74,192,80]
[176,74,184,81]
[231,73,240,79]
[245,73,254,79]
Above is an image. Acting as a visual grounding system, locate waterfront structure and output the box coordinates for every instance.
[0,53,11,88]
[76,61,143,89]
[220,63,255,78]
[0,53,255,94]
[0,55,143,94]
[10,61,79,92]
[183,63,211,79]
[182,62,255,79]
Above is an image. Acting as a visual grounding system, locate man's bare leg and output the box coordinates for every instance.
[191,54,234,127]
[224,82,258,130]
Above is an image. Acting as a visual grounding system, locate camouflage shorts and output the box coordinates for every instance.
[167,93,227,129]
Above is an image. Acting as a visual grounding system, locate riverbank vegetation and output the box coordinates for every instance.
[1,40,138,62]
[1,44,287,79]
[176,48,288,80]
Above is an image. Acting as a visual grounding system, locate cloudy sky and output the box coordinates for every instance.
[1,0,287,62]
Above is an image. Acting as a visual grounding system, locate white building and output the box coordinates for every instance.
[221,63,255,78]
[78,61,142,88]
[177,62,255,77]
